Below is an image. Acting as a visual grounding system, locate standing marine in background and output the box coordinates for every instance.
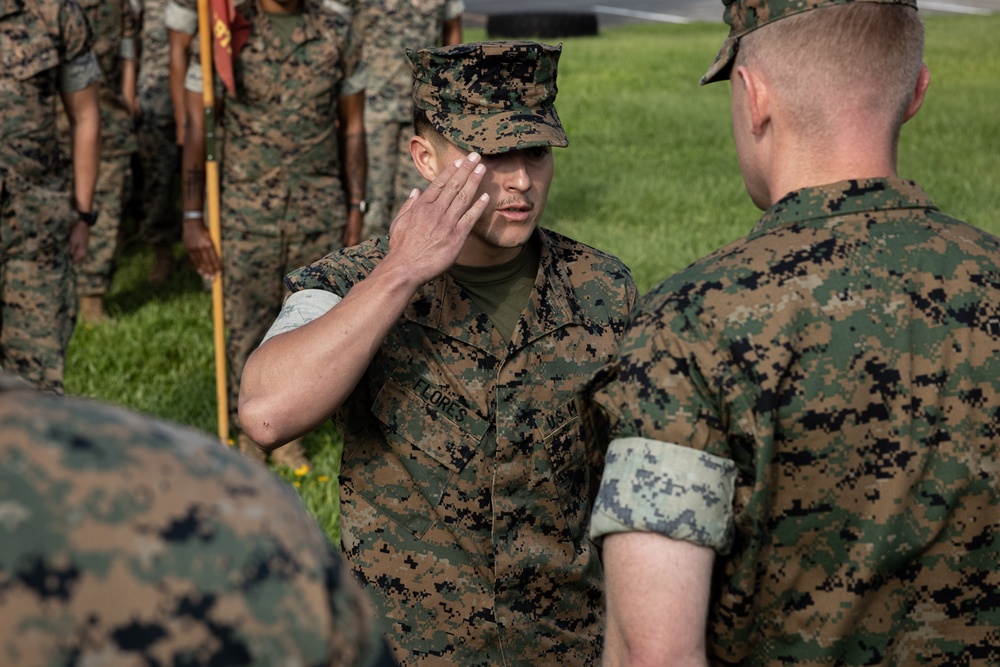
[135,0,183,285]
[350,0,463,239]
[1,0,101,392]
[64,0,139,323]
[166,0,366,467]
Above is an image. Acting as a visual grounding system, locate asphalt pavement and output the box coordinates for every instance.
[463,0,998,31]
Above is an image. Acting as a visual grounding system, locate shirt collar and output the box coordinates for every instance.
[753,177,939,235]
[407,229,589,355]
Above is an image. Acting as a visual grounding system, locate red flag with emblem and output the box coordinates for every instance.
[209,0,250,98]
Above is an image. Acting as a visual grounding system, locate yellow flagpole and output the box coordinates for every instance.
[196,0,229,444]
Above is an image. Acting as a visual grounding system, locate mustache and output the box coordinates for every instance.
[495,197,534,210]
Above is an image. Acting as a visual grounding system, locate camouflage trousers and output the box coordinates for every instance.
[221,229,340,432]
[364,117,424,240]
[136,113,180,246]
[74,153,132,296]
[0,242,76,394]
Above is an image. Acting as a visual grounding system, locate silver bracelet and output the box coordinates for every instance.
[183,210,204,220]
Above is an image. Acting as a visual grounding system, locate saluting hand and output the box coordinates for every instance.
[385,152,489,287]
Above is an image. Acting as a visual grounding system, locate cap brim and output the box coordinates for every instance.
[700,35,738,86]
[427,107,569,155]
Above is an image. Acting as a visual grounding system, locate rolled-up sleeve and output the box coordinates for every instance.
[165,0,198,34]
[584,292,740,553]
[590,436,736,553]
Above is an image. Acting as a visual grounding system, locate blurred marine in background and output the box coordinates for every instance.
[349,0,464,239]
[1,0,101,392]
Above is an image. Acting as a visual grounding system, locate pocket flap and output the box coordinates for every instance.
[373,376,489,473]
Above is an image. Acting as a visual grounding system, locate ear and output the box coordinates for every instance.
[902,63,930,124]
[410,135,441,182]
[737,65,770,136]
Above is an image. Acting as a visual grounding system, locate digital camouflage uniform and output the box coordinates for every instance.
[285,229,637,666]
[349,0,463,238]
[0,0,100,392]
[585,178,1000,665]
[136,0,180,248]
[63,0,138,297]
[0,373,396,667]
[168,0,363,431]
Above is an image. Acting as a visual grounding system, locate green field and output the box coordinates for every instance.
[66,16,1000,541]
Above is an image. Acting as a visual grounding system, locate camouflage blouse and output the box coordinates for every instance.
[286,228,637,666]
[586,177,1000,665]
[349,0,463,121]
[1,0,100,256]
[0,375,394,667]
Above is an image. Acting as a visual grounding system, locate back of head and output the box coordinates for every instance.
[705,0,924,138]
[407,40,569,155]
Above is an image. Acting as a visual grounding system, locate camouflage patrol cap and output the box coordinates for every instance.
[701,0,918,85]
[407,41,568,154]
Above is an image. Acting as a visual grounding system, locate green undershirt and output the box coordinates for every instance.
[448,237,541,343]
[265,10,304,50]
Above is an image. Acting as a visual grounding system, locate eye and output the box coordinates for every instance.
[527,146,551,159]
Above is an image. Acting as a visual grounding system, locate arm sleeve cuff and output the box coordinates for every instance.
[165,1,199,33]
[120,37,137,61]
[58,51,101,93]
[445,0,463,20]
[260,289,343,345]
[341,62,366,97]
[590,436,737,554]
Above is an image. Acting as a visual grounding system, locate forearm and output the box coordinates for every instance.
[181,88,205,213]
[342,129,366,205]
[441,16,462,46]
[66,84,101,212]
[121,57,138,115]
[168,29,193,143]
[338,91,366,245]
[338,92,366,205]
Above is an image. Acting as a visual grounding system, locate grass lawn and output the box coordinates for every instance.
[65,16,1000,543]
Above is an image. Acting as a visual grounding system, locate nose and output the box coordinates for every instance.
[497,153,531,192]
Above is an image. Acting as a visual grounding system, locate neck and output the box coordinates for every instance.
[259,0,301,13]
[764,121,900,207]
[455,241,527,268]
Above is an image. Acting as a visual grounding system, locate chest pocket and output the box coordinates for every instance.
[374,376,484,467]
[363,374,489,535]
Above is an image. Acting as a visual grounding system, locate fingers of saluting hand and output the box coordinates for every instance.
[385,153,490,283]
[421,153,490,225]
[393,152,489,240]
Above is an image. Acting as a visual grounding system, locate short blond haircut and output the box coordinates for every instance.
[735,4,924,135]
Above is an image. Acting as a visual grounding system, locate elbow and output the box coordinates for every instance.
[238,395,284,452]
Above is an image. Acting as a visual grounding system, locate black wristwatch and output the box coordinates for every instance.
[78,210,99,227]
[350,200,368,215]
